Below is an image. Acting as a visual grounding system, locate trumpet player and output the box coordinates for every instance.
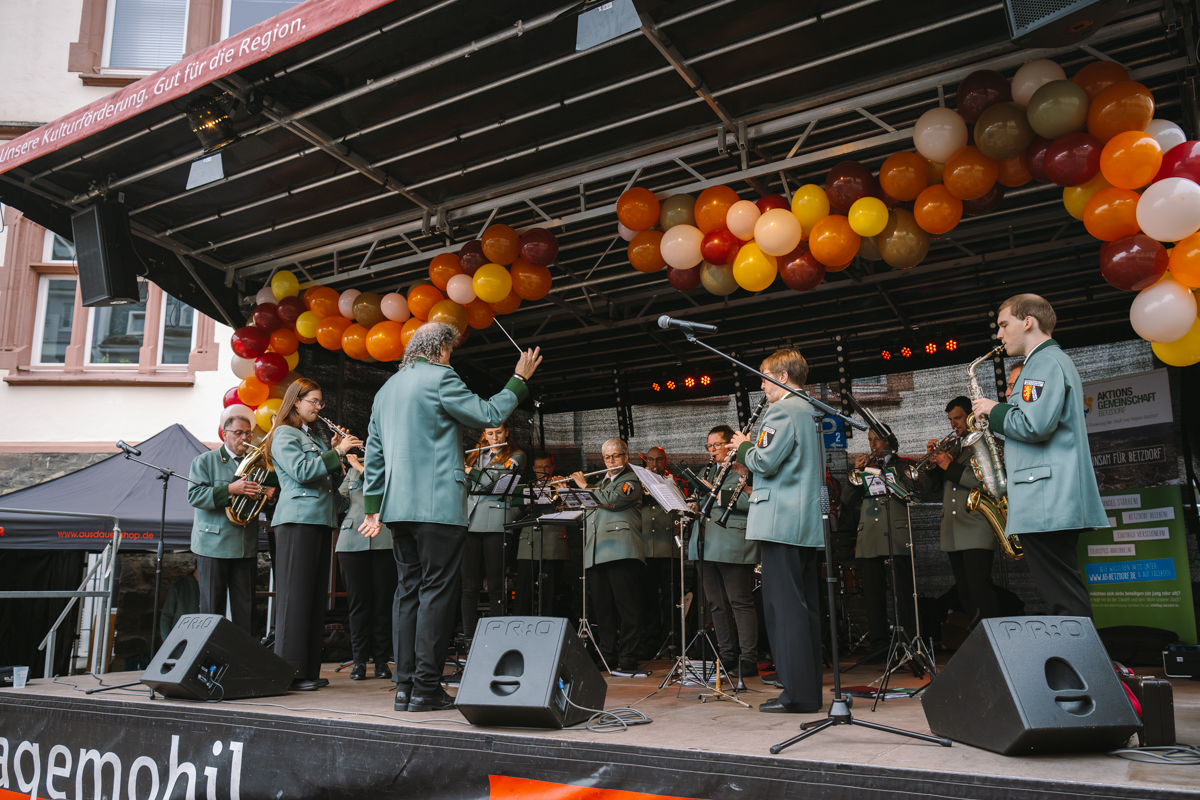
[187,413,276,638]
[920,397,999,627]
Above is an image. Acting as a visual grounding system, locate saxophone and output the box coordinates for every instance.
[964,345,1023,560]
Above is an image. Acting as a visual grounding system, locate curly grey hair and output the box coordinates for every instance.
[401,321,459,369]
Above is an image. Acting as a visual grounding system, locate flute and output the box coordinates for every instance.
[318,415,363,453]
[547,468,609,486]
[465,441,508,454]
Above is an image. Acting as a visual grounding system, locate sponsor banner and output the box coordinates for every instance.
[1084,369,1179,492]
[1083,369,1172,434]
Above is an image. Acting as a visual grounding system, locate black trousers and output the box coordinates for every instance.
[946,548,998,624]
[196,555,256,638]
[460,530,505,637]
[338,550,398,665]
[860,555,916,650]
[1022,531,1093,617]
[760,542,823,709]
[273,524,332,681]
[515,558,562,616]
[391,521,466,695]
[700,561,758,668]
[638,556,675,655]
[588,558,643,667]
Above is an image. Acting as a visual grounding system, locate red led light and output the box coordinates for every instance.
[945,339,957,352]
[881,350,891,360]
[684,377,696,388]
[925,342,937,354]
[666,380,676,390]
[652,382,661,392]
[700,375,711,386]
[900,347,912,358]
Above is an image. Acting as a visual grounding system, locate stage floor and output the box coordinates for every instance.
[2,656,1197,799]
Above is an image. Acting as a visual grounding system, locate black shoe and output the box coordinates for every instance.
[375,662,393,680]
[739,659,760,679]
[394,687,411,711]
[408,688,455,712]
[315,678,329,688]
[350,664,367,681]
[289,678,321,692]
[759,697,821,713]
[759,672,782,687]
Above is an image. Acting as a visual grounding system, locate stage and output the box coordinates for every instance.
[1,657,1196,800]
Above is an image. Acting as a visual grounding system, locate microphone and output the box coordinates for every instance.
[116,440,141,457]
[658,315,718,334]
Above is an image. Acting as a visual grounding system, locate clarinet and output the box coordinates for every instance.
[716,472,749,526]
[699,397,768,518]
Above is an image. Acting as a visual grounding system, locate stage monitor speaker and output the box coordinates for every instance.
[922,616,1141,755]
[1004,0,1127,48]
[455,617,607,729]
[142,614,294,700]
[70,201,142,307]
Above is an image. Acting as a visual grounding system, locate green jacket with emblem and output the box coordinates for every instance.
[188,445,273,558]
[845,454,916,559]
[270,426,344,527]
[688,461,758,564]
[988,339,1107,535]
[583,464,645,568]
[467,449,527,533]
[337,469,393,551]
[921,447,997,552]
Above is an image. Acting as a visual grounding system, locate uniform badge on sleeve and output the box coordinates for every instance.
[757,426,776,447]
[503,459,516,469]
[620,482,634,495]
[1021,379,1045,402]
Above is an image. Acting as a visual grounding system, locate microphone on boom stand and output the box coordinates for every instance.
[658,316,719,334]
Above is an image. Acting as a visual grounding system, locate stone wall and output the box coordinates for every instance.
[0,451,112,494]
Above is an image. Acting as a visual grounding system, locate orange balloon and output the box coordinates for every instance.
[488,290,522,315]
[1087,81,1154,143]
[308,286,339,319]
[996,153,1033,187]
[296,333,317,345]
[1072,61,1130,101]
[694,185,740,233]
[465,298,496,329]
[617,187,661,232]
[365,321,405,362]
[808,215,860,268]
[302,286,321,310]
[628,229,667,273]
[1100,130,1162,190]
[1083,187,1142,241]
[878,152,929,201]
[237,376,269,407]
[400,317,423,347]
[943,146,998,201]
[427,299,468,334]
[341,323,370,360]
[407,284,444,321]
[913,184,963,235]
[428,253,462,290]
[268,328,299,356]
[1168,232,1200,288]
[316,316,353,350]
[481,224,520,265]
[510,257,552,300]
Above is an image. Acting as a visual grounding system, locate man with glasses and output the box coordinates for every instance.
[638,446,679,659]
[187,414,277,637]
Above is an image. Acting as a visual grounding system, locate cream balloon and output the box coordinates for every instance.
[1137,178,1200,243]
[659,224,704,269]
[912,108,968,164]
[1129,275,1198,342]
[255,286,277,306]
[1011,58,1066,107]
[380,292,410,322]
[699,261,738,296]
[725,200,761,241]
[754,208,803,256]
[230,354,256,380]
[338,289,361,319]
[221,404,257,431]
[446,273,477,304]
[617,221,638,242]
[1144,119,1187,156]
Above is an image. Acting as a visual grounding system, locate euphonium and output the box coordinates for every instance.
[226,443,273,526]
[965,345,1022,559]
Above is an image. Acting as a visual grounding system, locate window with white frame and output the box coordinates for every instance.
[45,232,77,263]
[86,281,150,365]
[223,0,304,38]
[159,292,197,365]
[32,277,78,365]
[104,0,188,71]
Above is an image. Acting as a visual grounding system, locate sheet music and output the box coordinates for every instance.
[630,465,691,513]
[557,488,601,508]
[487,474,519,495]
[539,510,585,521]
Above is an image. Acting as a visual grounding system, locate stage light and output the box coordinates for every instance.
[900,346,912,358]
[946,339,958,352]
[684,377,696,388]
[881,350,891,360]
[700,375,711,386]
[186,95,237,153]
[652,382,661,392]
[925,342,937,355]
[666,380,676,390]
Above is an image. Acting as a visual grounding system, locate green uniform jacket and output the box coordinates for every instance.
[337,470,393,551]
[363,359,528,525]
[921,447,997,552]
[640,473,680,558]
[517,521,570,560]
[845,454,916,559]
[188,445,264,558]
[988,339,1108,535]
[688,462,758,564]
[583,465,645,568]
[269,426,344,527]
[467,450,527,533]
[735,393,824,548]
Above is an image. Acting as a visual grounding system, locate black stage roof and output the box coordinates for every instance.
[1,0,1196,411]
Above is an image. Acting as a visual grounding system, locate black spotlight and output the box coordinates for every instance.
[186,95,237,152]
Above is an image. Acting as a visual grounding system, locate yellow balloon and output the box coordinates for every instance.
[848,196,889,237]
[283,350,299,371]
[1151,316,1200,366]
[790,184,830,238]
[472,263,513,304]
[732,243,778,292]
[271,270,300,300]
[295,311,320,339]
[255,398,282,432]
[1062,172,1113,221]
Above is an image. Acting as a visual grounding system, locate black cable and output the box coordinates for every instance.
[1108,744,1200,764]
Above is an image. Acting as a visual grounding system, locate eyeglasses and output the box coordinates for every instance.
[301,397,324,408]
[705,443,728,450]
[225,430,253,439]
[602,454,626,461]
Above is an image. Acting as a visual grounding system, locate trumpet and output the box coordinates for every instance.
[904,432,971,481]
[465,441,508,454]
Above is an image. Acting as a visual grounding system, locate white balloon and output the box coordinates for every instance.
[1130,276,1198,342]
[338,289,361,319]
[221,404,257,430]
[725,200,761,241]
[230,354,256,380]
[1011,59,1066,107]
[912,107,968,164]
[617,221,638,242]
[1144,119,1187,156]
[446,273,477,304]
[754,208,803,256]
[380,292,410,322]
[255,286,276,306]
[659,224,704,269]
[1137,178,1200,242]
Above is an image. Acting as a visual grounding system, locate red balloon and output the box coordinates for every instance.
[756,194,790,213]
[667,266,702,291]
[700,229,740,265]
[251,303,283,332]
[1025,135,1053,183]
[779,242,825,292]
[276,296,305,326]
[825,161,880,214]
[458,240,487,277]
[254,352,288,385]
[1153,140,1200,183]
[1100,234,1169,291]
[223,386,242,407]
[231,326,269,358]
[955,69,1013,124]
[518,228,559,267]
[962,183,1005,216]
[1043,132,1102,187]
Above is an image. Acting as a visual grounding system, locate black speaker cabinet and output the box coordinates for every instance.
[142,614,294,700]
[456,617,607,728]
[70,202,142,307]
[1004,0,1127,48]
[923,616,1141,754]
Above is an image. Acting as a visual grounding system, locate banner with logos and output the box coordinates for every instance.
[1082,368,1177,491]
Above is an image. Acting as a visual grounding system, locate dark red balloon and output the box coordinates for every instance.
[458,240,487,277]
[518,228,559,267]
[963,183,1005,216]
[455,327,470,347]
[251,303,283,332]
[779,242,826,292]
[1025,135,1053,183]
[254,352,289,385]
[825,161,880,214]
[276,296,305,326]
[756,194,790,213]
[955,70,1013,124]
[667,266,702,292]
[231,326,269,358]
[1152,140,1200,183]
[223,386,242,407]
[700,229,740,265]
[878,187,903,209]
[1043,132,1102,187]
[1100,234,1168,291]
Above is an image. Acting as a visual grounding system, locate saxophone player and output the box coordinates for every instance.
[971,294,1107,617]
